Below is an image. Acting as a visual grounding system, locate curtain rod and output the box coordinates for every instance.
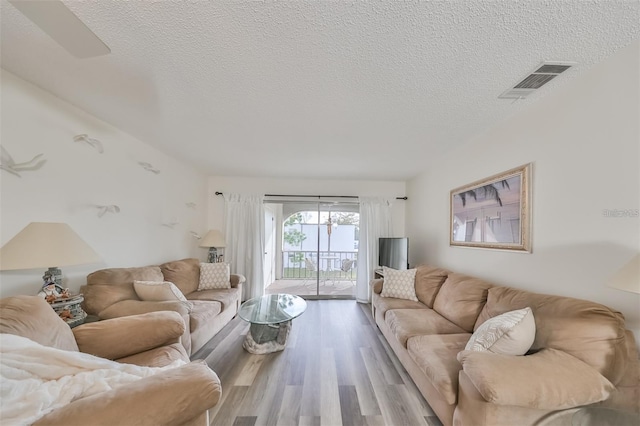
[214,191,408,200]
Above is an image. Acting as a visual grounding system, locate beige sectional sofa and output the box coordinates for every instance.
[0,295,221,425]
[371,265,640,426]
[81,258,245,355]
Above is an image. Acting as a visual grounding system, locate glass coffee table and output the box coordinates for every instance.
[238,293,307,354]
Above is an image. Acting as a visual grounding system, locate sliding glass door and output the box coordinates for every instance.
[264,198,359,299]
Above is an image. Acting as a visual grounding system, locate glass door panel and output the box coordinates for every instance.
[317,203,359,297]
[264,199,358,299]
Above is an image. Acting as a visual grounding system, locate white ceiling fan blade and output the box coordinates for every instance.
[9,0,110,59]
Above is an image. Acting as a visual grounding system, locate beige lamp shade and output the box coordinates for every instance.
[0,222,101,270]
[607,254,640,294]
[199,229,226,248]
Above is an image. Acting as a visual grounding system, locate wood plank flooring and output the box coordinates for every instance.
[191,300,443,426]
[265,279,355,297]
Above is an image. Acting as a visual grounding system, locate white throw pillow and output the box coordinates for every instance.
[380,266,418,301]
[465,307,536,355]
[199,262,231,290]
[133,280,188,302]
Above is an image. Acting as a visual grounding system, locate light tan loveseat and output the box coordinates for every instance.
[371,265,640,426]
[81,258,245,355]
[0,295,221,425]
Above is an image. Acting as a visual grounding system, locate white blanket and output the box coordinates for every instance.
[0,333,185,425]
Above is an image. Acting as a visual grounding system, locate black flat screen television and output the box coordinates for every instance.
[378,237,409,270]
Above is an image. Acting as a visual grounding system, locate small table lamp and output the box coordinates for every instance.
[200,229,226,263]
[0,222,101,287]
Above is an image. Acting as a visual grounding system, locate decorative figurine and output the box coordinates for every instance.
[40,283,62,299]
[38,281,70,303]
[58,309,73,320]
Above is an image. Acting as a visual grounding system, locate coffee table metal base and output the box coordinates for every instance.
[243,321,292,354]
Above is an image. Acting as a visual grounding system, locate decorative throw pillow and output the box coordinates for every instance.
[133,280,188,302]
[198,262,231,290]
[465,307,535,355]
[380,266,418,301]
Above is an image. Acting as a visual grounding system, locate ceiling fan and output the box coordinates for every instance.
[9,0,110,58]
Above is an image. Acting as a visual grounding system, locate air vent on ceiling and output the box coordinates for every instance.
[499,62,574,99]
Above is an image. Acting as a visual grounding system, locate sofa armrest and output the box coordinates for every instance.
[73,311,185,360]
[34,361,221,426]
[371,278,384,294]
[457,348,615,410]
[230,274,246,288]
[98,299,192,319]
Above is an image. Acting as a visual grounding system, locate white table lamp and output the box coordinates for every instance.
[0,222,101,287]
[200,229,226,263]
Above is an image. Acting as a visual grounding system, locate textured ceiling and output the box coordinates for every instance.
[1,1,639,180]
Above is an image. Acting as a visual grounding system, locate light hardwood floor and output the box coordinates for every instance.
[191,300,443,426]
[265,279,356,297]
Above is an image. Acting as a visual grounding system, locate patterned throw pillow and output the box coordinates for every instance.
[380,266,418,301]
[465,307,535,355]
[133,280,188,302]
[199,262,231,290]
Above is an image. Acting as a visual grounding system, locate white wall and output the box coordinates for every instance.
[207,176,406,236]
[0,70,208,297]
[406,42,640,338]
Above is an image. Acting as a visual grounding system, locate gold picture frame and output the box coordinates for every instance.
[450,164,531,252]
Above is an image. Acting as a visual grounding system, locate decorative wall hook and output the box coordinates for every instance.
[190,231,202,240]
[0,146,46,177]
[138,162,160,174]
[95,204,120,217]
[73,134,104,153]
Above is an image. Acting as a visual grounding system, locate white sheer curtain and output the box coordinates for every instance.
[356,197,393,303]
[224,193,265,301]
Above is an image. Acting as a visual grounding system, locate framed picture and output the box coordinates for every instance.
[450,164,531,252]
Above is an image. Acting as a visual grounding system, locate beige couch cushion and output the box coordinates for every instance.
[116,342,189,367]
[187,288,240,311]
[160,258,201,296]
[98,300,192,319]
[414,265,450,308]
[73,311,186,360]
[0,295,79,352]
[475,286,628,384]
[457,348,615,409]
[407,333,471,405]
[189,301,223,332]
[385,308,466,347]
[433,273,493,332]
[83,266,162,315]
[81,284,140,317]
[372,292,426,318]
